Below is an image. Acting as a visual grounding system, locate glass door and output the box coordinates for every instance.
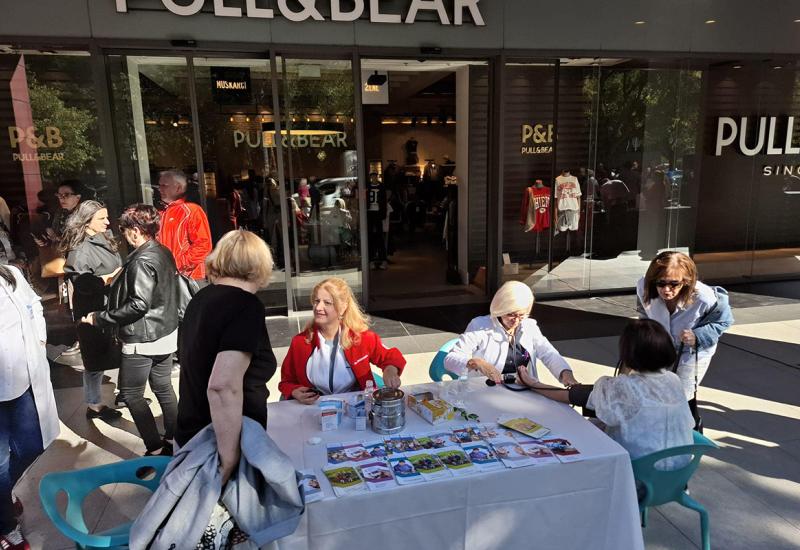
[275,56,362,311]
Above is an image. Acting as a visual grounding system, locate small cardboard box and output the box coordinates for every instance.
[408,392,455,425]
[319,398,344,431]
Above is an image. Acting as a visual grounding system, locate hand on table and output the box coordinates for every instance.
[468,358,502,383]
[516,366,539,388]
[680,329,696,347]
[292,387,320,405]
[382,366,401,389]
[559,370,578,387]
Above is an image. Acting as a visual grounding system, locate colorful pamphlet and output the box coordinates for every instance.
[406,450,452,480]
[497,416,551,439]
[322,465,366,497]
[416,430,459,449]
[541,438,583,463]
[357,460,397,491]
[518,441,560,465]
[451,424,482,444]
[477,423,518,445]
[364,440,389,459]
[490,441,535,468]
[326,441,372,465]
[386,436,422,454]
[434,448,477,476]
[462,442,504,471]
[299,469,324,503]
[388,454,425,485]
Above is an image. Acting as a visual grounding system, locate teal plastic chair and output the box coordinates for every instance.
[631,431,718,550]
[40,456,171,549]
[371,369,385,388]
[428,338,460,381]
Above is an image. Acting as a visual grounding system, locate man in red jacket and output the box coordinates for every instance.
[157,170,212,280]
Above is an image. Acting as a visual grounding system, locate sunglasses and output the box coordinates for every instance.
[655,280,684,289]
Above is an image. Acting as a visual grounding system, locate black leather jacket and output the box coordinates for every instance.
[96,239,179,344]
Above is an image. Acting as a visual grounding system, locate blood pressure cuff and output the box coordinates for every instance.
[568,384,596,419]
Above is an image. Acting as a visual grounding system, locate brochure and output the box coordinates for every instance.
[406,450,452,481]
[541,438,583,463]
[322,465,367,497]
[518,441,560,465]
[497,416,551,439]
[434,448,477,476]
[477,423,518,445]
[299,469,324,503]
[357,460,397,491]
[490,441,535,469]
[387,436,423,453]
[462,442,505,471]
[451,424,482,444]
[416,430,459,449]
[364,440,389,459]
[326,441,372,465]
[389,453,425,485]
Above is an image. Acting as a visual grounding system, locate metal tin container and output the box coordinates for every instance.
[369,388,406,435]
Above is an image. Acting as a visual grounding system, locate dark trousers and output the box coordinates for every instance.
[0,388,44,533]
[367,211,386,262]
[118,352,177,452]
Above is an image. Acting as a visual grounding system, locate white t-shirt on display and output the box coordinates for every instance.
[555,174,582,211]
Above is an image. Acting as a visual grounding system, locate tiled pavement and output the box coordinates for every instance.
[15,281,800,549]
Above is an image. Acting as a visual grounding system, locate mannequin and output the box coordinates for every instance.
[520,179,551,259]
[404,137,419,166]
[367,172,388,270]
[555,169,581,233]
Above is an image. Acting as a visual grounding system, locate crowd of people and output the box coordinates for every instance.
[0,167,734,548]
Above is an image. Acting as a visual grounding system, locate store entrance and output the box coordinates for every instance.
[361,59,488,310]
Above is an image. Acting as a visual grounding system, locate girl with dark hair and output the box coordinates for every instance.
[0,265,60,549]
[519,320,694,466]
[61,200,123,420]
[82,204,179,456]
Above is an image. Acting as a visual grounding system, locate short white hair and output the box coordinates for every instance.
[490,281,534,317]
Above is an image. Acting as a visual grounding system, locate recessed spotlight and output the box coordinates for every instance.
[705,19,716,24]
[634,20,646,25]
[732,65,742,69]
[773,65,783,70]
[794,19,800,23]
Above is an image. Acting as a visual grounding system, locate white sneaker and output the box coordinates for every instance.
[378,261,388,270]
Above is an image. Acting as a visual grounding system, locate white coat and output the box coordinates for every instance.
[445,315,571,380]
[2,266,60,447]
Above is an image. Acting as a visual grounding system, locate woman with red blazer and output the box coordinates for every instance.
[279,277,405,404]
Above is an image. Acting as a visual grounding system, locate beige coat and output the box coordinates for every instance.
[3,266,60,447]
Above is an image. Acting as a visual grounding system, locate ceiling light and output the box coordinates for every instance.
[773,65,783,70]
[634,21,646,25]
[705,19,716,24]
[794,19,800,23]
[732,65,742,69]
[262,120,344,136]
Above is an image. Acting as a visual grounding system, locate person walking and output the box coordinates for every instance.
[156,169,212,281]
[82,204,179,456]
[61,200,122,421]
[0,264,60,550]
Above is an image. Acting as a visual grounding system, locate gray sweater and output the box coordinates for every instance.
[130,418,305,549]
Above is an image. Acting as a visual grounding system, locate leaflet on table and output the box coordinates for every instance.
[497,416,551,439]
[326,441,372,465]
[356,460,396,491]
[364,440,389,459]
[322,465,367,497]
[299,469,325,502]
[462,442,505,471]
[433,448,477,476]
[416,430,460,449]
[388,453,425,485]
[405,450,452,480]
[385,435,423,454]
[517,441,560,465]
[476,423,519,445]
[540,437,583,462]
[490,440,535,468]
[451,424,483,444]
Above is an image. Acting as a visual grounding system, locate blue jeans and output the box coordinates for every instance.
[83,370,104,406]
[0,388,44,534]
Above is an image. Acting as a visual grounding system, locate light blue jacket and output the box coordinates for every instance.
[130,418,305,550]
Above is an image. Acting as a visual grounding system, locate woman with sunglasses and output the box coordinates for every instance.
[445,281,576,386]
[637,251,733,426]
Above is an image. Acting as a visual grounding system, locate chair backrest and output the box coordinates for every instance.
[631,431,718,507]
[429,338,460,381]
[40,456,171,547]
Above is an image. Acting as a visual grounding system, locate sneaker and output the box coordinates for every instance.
[0,525,30,550]
[378,261,388,270]
[86,406,123,421]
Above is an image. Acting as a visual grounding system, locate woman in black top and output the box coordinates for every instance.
[61,200,122,420]
[176,230,276,484]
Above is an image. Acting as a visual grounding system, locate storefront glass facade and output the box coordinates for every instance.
[1,44,799,312]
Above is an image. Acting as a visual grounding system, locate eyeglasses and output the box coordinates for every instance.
[655,280,684,289]
[54,192,76,199]
[503,312,528,320]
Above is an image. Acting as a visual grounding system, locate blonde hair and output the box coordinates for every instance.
[304,277,369,349]
[205,230,273,287]
[643,251,697,305]
[490,281,534,317]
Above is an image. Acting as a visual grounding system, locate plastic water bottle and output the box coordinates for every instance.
[451,375,468,407]
[364,380,375,414]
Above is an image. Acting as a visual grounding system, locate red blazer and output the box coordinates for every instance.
[157,198,212,280]
[279,328,406,399]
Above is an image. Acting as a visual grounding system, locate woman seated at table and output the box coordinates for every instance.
[279,277,405,404]
[444,281,577,386]
[519,319,694,466]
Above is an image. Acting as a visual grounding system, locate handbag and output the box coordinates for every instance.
[78,323,122,372]
[177,272,200,321]
[39,245,65,278]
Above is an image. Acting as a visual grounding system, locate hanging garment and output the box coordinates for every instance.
[555,174,582,211]
[520,186,552,233]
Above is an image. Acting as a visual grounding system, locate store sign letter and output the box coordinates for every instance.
[114,0,485,26]
[715,116,800,156]
[521,123,554,155]
[8,126,65,161]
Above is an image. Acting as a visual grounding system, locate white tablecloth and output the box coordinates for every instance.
[268,378,644,550]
